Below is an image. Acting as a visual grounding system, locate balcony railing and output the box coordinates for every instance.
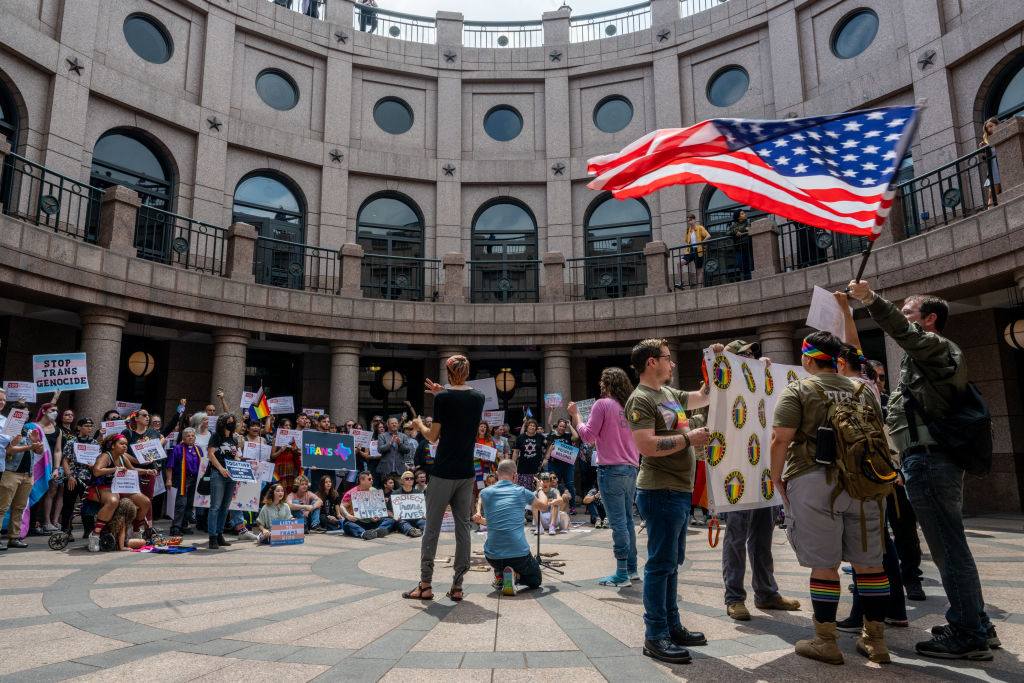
[570,2,651,43]
[1,152,101,243]
[267,0,324,20]
[567,251,647,300]
[463,20,544,48]
[135,205,227,276]
[254,236,340,293]
[897,146,995,238]
[353,6,437,43]
[777,220,867,272]
[680,0,730,19]
[361,254,440,301]
[468,259,540,303]
[668,234,751,288]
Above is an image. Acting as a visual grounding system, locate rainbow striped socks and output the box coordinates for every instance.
[856,572,891,622]
[810,578,841,623]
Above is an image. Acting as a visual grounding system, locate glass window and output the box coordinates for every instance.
[593,96,633,133]
[357,194,425,301]
[373,97,414,135]
[233,174,304,225]
[987,54,1024,120]
[831,9,879,60]
[255,69,299,111]
[0,81,16,145]
[472,200,538,303]
[90,131,172,207]
[483,106,523,142]
[583,195,650,300]
[123,14,173,64]
[706,66,749,107]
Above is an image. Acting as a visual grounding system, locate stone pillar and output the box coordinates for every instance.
[650,0,679,29]
[750,218,781,280]
[435,10,464,44]
[96,185,140,251]
[990,117,1024,202]
[436,346,469,384]
[78,307,128,424]
[875,188,907,247]
[542,344,572,425]
[330,341,362,424]
[757,323,796,364]
[210,329,249,413]
[643,241,670,295]
[340,243,364,298]
[326,0,355,27]
[192,10,234,226]
[542,9,570,45]
[225,222,257,283]
[442,252,466,304]
[542,252,566,303]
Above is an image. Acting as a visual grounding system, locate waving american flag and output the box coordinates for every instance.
[587,106,919,240]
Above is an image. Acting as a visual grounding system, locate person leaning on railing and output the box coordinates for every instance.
[359,0,379,33]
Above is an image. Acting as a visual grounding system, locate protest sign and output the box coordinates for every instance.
[302,431,354,469]
[115,401,142,415]
[368,441,380,460]
[268,396,295,415]
[391,493,426,520]
[131,440,166,463]
[474,443,497,462]
[240,392,257,410]
[574,398,597,423]
[549,440,579,464]
[33,353,89,391]
[165,432,178,448]
[193,458,262,512]
[260,460,276,484]
[273,429,303,450]
[242,440,272,461]
[806,285,853,341]
[225,459,257,482]
[73,442,101,465]
[482,410,504,427]
[101,419,127,436]
[270,519,305,546]
[2,381,36,403]
[302,408,324,418]
[544,393,563,408]
[111,469,140,494]
[350,429,373,448]
[1,408,29,439]
[465,378,499,411]
[206,415,219,432]
[350,489,387,518]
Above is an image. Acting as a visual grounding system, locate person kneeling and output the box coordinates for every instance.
[480,460,543,595]
[340,471,396,540]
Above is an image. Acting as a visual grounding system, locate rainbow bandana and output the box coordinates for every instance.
[801,340,837,370]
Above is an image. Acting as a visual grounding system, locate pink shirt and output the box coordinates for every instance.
[574,397,640,468]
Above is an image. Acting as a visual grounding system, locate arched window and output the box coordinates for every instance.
[471,199,538,303]
[582,194,650,300]
[0,79,18,150]
[984,52,1024,121]
[233,173,306,289]
[356,193,427,300]
[700,186,747,234]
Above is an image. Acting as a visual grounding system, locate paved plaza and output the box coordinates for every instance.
[0,514,1021,682]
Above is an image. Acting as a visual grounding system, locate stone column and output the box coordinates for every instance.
[225,222,257,283]
[990,116,1024,202]
[542,252,566,303]
[210,329,249,413]
[542,345,572,424]
[96,185,140,251]
[875,188,907,247]
[340,243,364,298]
[442,253,466,303]
[750,218,781,280]
[326,0,355,27]
[643,241,671,295]
[78,307,129,423]
[757,323,796,364]
[330,341,362,424]
[542,8,570,45]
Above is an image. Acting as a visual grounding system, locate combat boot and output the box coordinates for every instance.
[857,619,890,663]
[795,618,844,665]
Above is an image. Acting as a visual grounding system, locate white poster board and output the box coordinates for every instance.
[193,458,263,512]
[351,429,373,448]
[464,378,499,411]
[73,442,101,465]
[2,381,36,403]
[549,440,579,465]
[350,489,387,518]
[130,440,166,463]
[273,429,303,450]
[268,396,295,415]
[111,469,140,494]
[115,401,142,415]
[473,443,497,462]
[482,410,505,427]
[806,285,853,342]
[574,398,597,424]
[101,420,126,435]
[391,493,426,519]
[1,408,29,438]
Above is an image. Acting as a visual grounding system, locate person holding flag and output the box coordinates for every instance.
[0,420,47,549]
[248,387,271,423]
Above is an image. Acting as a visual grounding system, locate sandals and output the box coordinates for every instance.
[402,582,433,600]
[446,585,464,601]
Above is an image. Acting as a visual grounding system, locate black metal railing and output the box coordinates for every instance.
[134,205,227,276]
[566,251,647,300]
[569,2,651,43]
[668,234,751,288]
[463,20,544,48]
[361,254,440,301]
[254,236,340,293]
[777,220,867,272]
[897,146,995,238]
[353,5,436,43]
[268,0,324,20]
[1,152,102,242]
[680,0,730,19]
[469,259,540,303]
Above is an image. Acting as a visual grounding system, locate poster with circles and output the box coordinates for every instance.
[701,349,808,513]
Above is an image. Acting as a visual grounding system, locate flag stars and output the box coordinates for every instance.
[882,150,897,160]
[825,130,840,139]
[885,133,901,142]
[862,162,879,171]
[842,169,858,177]
[791,133,806,141]
[793,146,807,155]
[794,163,808,173]
[863,145,880,155]
[807,131,822,140]
[842,153,859,162]
[773,139,789,147]
[842,140,858,149]
[887,118,907,127]
[861,177,877,185]
[863,130,881,138]
[824,145,837,154]
[775,156,790,165]
[843,121,863,131]
[866,111,885,120]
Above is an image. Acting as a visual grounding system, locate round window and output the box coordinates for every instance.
[593,96,634,133]
[373,97,414,135]
[831,9,879,59]
[706,66,749,107]
[255,69,299,111]
[484,106,523,142]
[123,14,173,64]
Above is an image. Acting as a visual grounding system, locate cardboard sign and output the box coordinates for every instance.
[549,440,579,465]
[574,398,597,423]
[2,381,36,403]
[193,458,262,512]
[225,458,257,482]
[302,431,354,469]
[268,396,295,415]
[111,469,140,494]
[1,408,29,438]
[73,442,101,465]
[351,429,373,448]
[350,489,387,518]
[270,519,305,546]
[101,419,127,435]
[391,493,426,519]
[474,443,497,462]
[206,415,219,432]
[482,410,505,427]
[33,352,89,391]
[115,401,142,414]
[166,432,178,447]
[130,440,166,463]
[464,378,499,411]
[240,392,257,410]
[243,440,272,461]
[544,393,563,408]
[273,429,303,450]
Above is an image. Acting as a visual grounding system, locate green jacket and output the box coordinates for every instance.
[865,294,967,453]
[727,220,750,242]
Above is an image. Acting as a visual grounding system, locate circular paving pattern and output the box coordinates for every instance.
[0,517,1022,681]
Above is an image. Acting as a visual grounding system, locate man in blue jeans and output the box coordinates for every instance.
[625,338,712,664]
[849,280,998,660]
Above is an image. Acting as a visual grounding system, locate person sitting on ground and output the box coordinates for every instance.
[583,485,606,527]
[340,470,396,540]
[481,459,544,594]
[388,471,425,537]
[108,497,140,551]
[534,473,570,534]
[472,473,499,530]
[315,476,343,531]
[87,434,157,551]
[288,475,324,532]
[382,472,399,497]
[255,483,295,544]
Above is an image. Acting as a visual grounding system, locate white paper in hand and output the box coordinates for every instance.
[806,285,852,341]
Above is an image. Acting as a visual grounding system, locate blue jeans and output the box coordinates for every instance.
[548,459,575,509]
[396,518,426,534]
[636,488,691,639]
[292,508,321,530]
[902,452,991,641]
[228,510,246,532]
[207,470,235,538]
[343,517,396,538]
[598,465,638,573]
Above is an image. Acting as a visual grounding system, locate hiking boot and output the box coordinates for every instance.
[362,529,379,540]
[916,630,992,660]
[856,619,890,664]
[670,626,707,647]
[904,580,926,601]
[376,527,390,538]
[727,602,751,621]
[795,619,844,665]
[755,595,801,611]
[930,624,1001,649]
[643,637,691,664]
[407,528,423,538]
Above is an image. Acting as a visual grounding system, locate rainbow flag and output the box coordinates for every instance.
[693,461,708,510]
[248,387,270,421]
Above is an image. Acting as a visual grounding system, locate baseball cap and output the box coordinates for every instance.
[725,340,761,357]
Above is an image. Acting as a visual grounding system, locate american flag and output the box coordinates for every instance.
[587,106,919,239]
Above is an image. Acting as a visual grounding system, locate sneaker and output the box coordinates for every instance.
[407,528,423,538]
[548,525,556,535]
[930,624,1001,649]
[8,538,28,549]
[598,573,632,587]
[836,616,862,633]
[916,631,992,661]
[45,523,61,532]
[0,540,7,551]
[628,570,641,582]
[29,526,50,536]
[254,533,264,545]
[841,565,854,575]
[502,566,516,596]
[601,518,608,527]
[361,529,379,540]
[884,617,909,628]
[478,525,487,532]
[376,528,390,538]
[88,533,100,553]
[237,529,258,542]
[492,574,503,590]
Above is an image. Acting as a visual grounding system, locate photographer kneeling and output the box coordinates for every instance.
[480,459,545,595]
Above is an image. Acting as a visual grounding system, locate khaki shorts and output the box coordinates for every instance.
[784,467,883,569]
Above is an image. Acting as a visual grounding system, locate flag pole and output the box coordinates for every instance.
[852,240,874,285]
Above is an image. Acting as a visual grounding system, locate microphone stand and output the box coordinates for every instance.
[534,509,564,575]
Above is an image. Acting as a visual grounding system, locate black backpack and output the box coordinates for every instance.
[904,381,992,477]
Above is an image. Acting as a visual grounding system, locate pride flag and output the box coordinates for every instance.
[248,387,270,421]
[1,424,50,535]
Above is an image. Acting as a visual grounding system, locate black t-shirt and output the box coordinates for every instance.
[546,431,573,451]
[431,388,485,480]
[515,434,545,475]
[207,432,239,465]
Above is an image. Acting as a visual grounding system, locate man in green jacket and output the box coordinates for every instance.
[727,209,752,281]
[847,280,998,661]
